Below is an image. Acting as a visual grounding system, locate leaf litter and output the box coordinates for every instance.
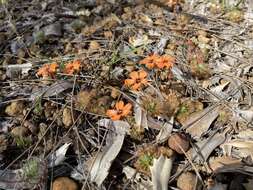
[1,0,253,189]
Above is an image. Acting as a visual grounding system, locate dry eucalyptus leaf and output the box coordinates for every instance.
[134,96,148,130]
[209,82,230,100]
[156,118,173,143]
[208,156,241,171]
[224,140,253,159]
[48,142,71,168]
[150,155,173,190]
[188,131,227,163]
[30,81,73,101]
[183,105,220,139]
[90,120,130,186]
[5,63,32,78]
[233,108,253,123]
[123,166,153,190]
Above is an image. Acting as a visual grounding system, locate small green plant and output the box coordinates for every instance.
[15,136,32,148]
[22,158,39,181]
[138,153,154,170]
[33,97,42,115]
[177,105,188,115]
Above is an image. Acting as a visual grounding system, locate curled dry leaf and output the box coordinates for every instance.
[48,142,71,168]
[183,105,220,139]
[188,130,227,163]
[208,156,241,172]
[150,155,173,190]
[90,120,130,186]
[123,166,152,190]
[156,118,173,143]
[224,140,253,159]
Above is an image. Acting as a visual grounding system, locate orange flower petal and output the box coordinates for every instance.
[122,103,132,116]
[145,62,155,69]
[141,78,148,85]
[129,71,138,80]
[106,109,118,117]
[49,62,58,72]
[138,70,147,79]
[111,114,121,121]
[115,101,125,110]
[131,83,142,91]
[124,79,136,86]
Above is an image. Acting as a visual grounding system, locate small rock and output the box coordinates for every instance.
[62,108,73,128]
[5,101,24,116]
[11,126,29,137]
[168,133,190,154]
[177,172,198,190]
[52,177,78,190]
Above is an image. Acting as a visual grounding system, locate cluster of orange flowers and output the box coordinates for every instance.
[37,59,81,77]
[140,54,175,69]
[107,54,175,121]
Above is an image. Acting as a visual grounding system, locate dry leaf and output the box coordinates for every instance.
[48,142,71,168]
[90,119,130,186]
[183,105,220,139]
[150,155,173,190]
[134,96,148,129]
[156,118,173,143]
[123,166,153,190]
[188,131,227,163]
[208,156,241,171]
[30,81,73,101]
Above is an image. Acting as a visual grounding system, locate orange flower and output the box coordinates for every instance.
[124,70,148,91]
[106,100,132,121]
[156,55,175,69]
[139,54,160,69]
[37,62,58,77]
[64,60,81,74]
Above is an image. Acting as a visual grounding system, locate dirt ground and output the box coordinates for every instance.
[0,0,253,189]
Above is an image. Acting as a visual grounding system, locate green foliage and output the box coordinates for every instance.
[15,136,32,148]
[22,158,39,181]
[138,153,154,170]
[33,97,42,115]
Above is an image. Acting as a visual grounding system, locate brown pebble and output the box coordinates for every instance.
[177,172,198,190]
[168,133,189,154]
[52,177,78,190]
